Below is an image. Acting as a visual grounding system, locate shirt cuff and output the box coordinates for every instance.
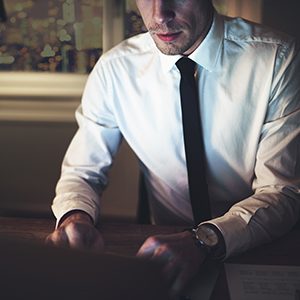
[51,194,100,229]
[202,214,251,259]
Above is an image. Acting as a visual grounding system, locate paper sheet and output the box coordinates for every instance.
[225,263,300,300]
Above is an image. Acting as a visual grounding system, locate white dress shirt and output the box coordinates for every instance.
[52,13,300,257]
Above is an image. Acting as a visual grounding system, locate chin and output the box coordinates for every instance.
[159,45,188,56]
[153,41,181,56]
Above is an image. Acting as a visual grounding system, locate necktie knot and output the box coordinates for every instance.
[176,57,196,77]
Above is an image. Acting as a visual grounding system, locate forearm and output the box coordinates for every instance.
[208,187,300,258]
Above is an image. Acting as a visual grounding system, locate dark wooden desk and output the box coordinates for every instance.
[0,217,185,256]
[0,217,299,300]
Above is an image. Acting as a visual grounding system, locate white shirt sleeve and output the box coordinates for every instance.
[207,42,300,257]
[52,63,122,226]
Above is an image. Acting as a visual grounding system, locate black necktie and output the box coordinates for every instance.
[176,57,211,225]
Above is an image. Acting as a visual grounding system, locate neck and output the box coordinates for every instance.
[183,6,214,56]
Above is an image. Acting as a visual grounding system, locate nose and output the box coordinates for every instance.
[153,0,175,24]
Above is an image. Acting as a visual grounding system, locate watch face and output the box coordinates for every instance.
[195,226,218,247]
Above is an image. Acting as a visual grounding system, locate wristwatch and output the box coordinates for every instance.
[191,224,225,259]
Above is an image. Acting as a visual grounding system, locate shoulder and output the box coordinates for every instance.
[223,15,296,53]
[95,32,157,70]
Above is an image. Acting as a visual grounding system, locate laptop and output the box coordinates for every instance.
[0,237,170,300]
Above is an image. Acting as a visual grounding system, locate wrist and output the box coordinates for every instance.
[59,210,93,227]
[189,224,226,260]
[204,224,226,259]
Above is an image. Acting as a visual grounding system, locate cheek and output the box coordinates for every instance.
[137,9,151,29]
[189,11,206,31]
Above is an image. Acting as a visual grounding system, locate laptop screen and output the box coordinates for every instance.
[0,237,170,300]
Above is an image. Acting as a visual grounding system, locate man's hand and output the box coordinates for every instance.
[137,231,207,299]
[45,211,104,252]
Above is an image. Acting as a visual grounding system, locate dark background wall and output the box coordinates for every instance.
[263,0,300,39]
[0,121,77,218]
[0,120,139,221]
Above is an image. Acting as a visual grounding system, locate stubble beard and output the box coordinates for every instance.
[151,34,195,55]
[148,22,195,55]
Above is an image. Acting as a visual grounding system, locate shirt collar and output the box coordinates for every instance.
[158,12,224,73]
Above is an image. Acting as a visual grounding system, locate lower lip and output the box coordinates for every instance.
[157,32,181,42]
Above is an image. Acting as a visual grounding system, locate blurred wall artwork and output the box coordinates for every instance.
[0,0,103,73]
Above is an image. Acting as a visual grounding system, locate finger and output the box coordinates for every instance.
[45,229,69,247]
[90,235,105,252]
[152,244,174,264]
[84,231,105,252]
[64,223,87,250]
[140,242,173,266]
[137,237,159,258]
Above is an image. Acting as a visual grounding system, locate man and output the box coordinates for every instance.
[47,0,300,298]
